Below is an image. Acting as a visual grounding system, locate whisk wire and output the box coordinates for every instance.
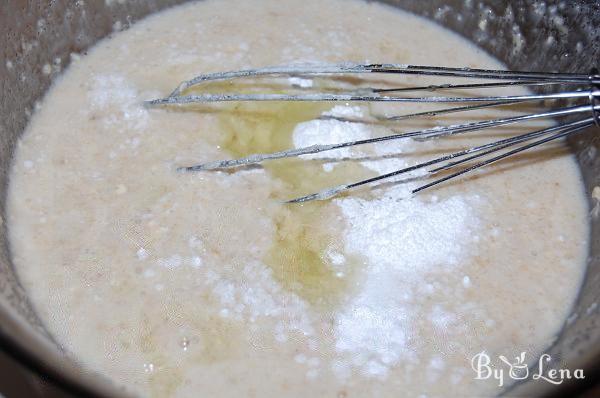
[149,63,600,203]
[412,121,594,194]
[286,118,595,203]
[158,63,600,99]
[179,105,594,172]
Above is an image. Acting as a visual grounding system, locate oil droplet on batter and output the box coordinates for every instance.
[209,85,370,309]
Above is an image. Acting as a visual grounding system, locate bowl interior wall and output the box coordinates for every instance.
[0,1,598,396]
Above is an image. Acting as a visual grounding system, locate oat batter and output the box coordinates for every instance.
[7,0,589,397]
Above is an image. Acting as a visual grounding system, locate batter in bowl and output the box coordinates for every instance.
[7,0,589,396]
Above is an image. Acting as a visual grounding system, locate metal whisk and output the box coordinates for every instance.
[147,63,600,203]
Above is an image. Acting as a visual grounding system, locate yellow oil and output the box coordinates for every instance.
[211,88,373,309]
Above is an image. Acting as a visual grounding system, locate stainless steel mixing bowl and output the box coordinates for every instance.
[1,1,598,396]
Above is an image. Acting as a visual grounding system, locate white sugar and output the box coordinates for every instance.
[157,254,183,268]
[87,74,149,132]
[294,353,307,364]
[462,275,472,288]
[292,105,417,176]
[326,247,346,266]
[333,189,480,378]
[200,260,315,338]
[189,256,203,268]
[136,247,149,260]
[292,105,482,379]
[429,305,457,329]
[292,106,372,172]
[323,105,364,118]
[289,77,314,88]
[142,268,155,278]
[336,188,478,272]
[188,235,204,249]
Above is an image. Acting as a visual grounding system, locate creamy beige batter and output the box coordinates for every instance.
[7,0,589,397]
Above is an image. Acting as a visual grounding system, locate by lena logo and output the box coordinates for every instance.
[471,351,585,387]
